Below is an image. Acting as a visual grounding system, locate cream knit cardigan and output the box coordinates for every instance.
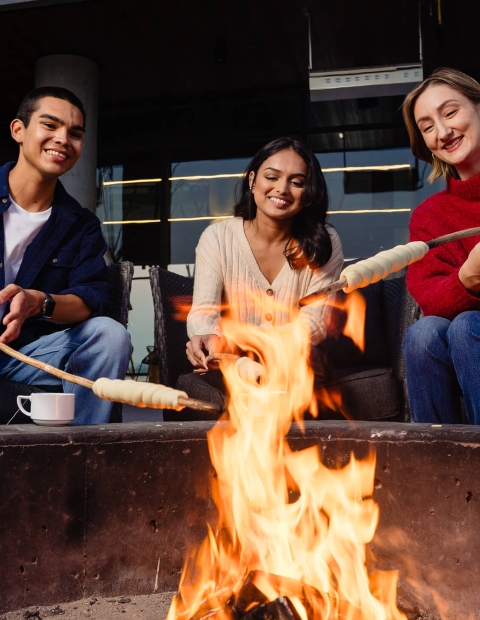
[187,217,344,346]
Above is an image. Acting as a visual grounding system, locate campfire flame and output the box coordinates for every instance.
[337,292,366,353]
[167,295,405,620]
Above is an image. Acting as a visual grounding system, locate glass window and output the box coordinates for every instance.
[97,165,161,373]
[169,158,249,273]
[97,165,162,266]
[318,148,445,259]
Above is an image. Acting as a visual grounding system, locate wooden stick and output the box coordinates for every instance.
[425,226,480,248]
[177,397,223,415]
[206,353,240,364]
[206,353,240,362]
[0,342,94,388]
[0,342,224,415]
[300,278,348,303]
[299,227,480,305]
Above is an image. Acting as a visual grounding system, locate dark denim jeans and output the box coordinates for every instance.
[403,311,480,424]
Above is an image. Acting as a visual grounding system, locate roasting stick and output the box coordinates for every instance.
[0,342,224,415]
[206,353,266,384]
[299,226,480,305]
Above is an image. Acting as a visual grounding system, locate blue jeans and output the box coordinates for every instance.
[403,312,480,424]
[0,317,132,425]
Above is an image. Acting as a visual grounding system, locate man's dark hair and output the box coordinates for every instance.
[16,86,86,128]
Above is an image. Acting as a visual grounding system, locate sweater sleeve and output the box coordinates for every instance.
[407,200,480,320]
[187,224,224,338]
[298,227,344,345]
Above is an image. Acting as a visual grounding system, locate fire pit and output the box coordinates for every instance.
[0,287,477,620]
[1,420,480,618]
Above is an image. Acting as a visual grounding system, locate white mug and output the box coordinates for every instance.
[17,393,75,426]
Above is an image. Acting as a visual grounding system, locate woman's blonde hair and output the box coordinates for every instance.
[402,67,480,183]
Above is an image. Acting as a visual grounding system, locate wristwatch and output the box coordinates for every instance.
[41,293,56,319]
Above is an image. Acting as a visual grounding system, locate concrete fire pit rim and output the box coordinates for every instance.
[0,420,479,447]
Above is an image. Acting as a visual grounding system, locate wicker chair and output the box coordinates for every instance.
[319,276,419,422]
[0,261,134,424]
[149,266,419,422]
[149,266,194,388]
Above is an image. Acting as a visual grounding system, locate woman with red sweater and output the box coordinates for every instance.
[402,68,480,424]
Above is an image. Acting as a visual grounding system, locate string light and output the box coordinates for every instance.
[101,164,412,187]
[102,209,411,225]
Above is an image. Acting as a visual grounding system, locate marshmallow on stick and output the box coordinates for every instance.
[93,377,187,410]
[0,342,223,414]
[300,226,480,305]
[341,241,429,293]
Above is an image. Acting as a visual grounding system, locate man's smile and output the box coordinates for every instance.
[45,149,68,160]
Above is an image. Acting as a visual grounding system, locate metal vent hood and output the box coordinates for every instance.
[309,64,423,101]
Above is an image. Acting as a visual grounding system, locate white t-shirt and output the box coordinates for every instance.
[1,197,52,316]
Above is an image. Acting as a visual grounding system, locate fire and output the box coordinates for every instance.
[320,290,366,353]
[339,292,366,353]
[167,297,405,620]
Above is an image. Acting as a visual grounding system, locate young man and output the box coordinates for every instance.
[0,86,132,424]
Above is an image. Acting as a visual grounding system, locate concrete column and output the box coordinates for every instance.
[35,55,99,212]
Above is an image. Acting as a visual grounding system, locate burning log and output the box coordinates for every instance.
[232,571,269,616]
[171,570,328,620]
[233,572,328,620]
[241,596,302,620]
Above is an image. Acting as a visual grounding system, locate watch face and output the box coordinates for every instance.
[42,294,56,318]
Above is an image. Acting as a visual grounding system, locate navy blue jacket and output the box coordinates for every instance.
[0,162,109,350]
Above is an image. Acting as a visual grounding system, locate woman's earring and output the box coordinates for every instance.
[431,153,436,160]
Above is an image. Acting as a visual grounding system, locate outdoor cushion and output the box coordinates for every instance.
[322,277,390,370]
[316,366,404,422]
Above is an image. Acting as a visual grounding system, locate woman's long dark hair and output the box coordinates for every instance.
[233,137,332,269]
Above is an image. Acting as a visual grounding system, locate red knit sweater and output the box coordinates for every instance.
[407,172,480,320]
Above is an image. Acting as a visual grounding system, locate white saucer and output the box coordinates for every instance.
[32,419,73,426]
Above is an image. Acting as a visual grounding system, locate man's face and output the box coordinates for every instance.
[10,96,85,179]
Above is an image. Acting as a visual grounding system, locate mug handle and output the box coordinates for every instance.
[17,395,33,417]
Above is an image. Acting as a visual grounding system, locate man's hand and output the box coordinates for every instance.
[459,242,480,294]
[186,334,224,372]
[0,286,92,345]
[0,285,43,344]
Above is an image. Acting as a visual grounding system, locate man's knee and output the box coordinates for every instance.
[77,317,132,357]
[95,317,131,350]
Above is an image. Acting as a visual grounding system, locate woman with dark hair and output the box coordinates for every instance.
[402,68,480,424]
[185,137,343,373]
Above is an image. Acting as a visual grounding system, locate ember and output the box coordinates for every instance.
[167,299,405,620]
